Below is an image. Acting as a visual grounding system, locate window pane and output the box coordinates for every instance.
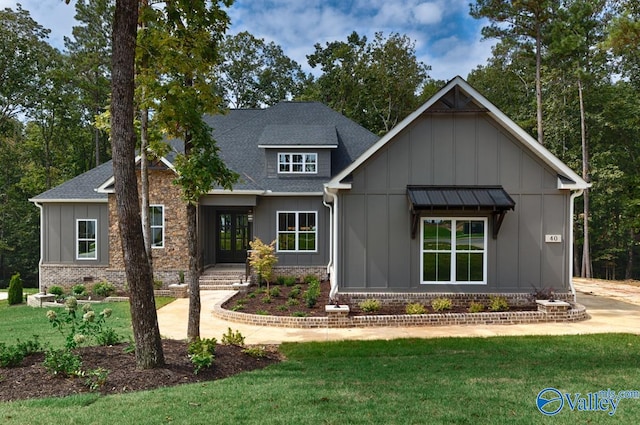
[278,233,296,251]
[304,154,317,172]
[469,221,485,250]
[298,213,315,231]
[150,206,163,226]
[78,221,95,239]
[456,220,471,250]
[423,253,437,281]
[423,252,450,281]
[456,253,484,281]
[151,228,163,247]
[278,213,295,231]
[298,233,316,250]
[424,220,451,250]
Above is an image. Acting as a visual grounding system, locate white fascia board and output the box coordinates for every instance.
[261,191,324,196]
[96,154,177,194]
[258,145,338,149]
[326,76,590,191]
[28,198,108,204]
[206,189,265,195]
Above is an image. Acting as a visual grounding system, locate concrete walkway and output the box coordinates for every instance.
[156,278,640,344]
[0,292,6,300]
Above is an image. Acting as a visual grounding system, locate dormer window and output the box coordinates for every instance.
[278,153,317,174]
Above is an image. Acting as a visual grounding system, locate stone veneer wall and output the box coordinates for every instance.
[270,266,328,282]
[108,168,190,278]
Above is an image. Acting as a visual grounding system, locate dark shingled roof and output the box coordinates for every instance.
[32,102,379,200]
[30,161,113,201]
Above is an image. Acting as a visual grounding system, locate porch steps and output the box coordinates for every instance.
[199,265,248,290]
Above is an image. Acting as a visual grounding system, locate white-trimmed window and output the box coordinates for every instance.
[278,153,317,174]
[150,205,164,248]
[421,217,487,284]
[277,211,317,252]
[76,219,97,260]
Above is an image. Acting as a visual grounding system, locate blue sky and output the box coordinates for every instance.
[1,0,495,82]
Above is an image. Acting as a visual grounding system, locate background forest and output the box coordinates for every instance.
[1,0,639,287]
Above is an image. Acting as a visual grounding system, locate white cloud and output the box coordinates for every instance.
[413,2,444,25]
[420,34,496,81]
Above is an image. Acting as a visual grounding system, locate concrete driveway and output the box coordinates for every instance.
[156,278,640,344]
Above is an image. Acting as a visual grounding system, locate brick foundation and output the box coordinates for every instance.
[39,263,190,292]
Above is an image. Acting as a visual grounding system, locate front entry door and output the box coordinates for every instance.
[216,211,250,263]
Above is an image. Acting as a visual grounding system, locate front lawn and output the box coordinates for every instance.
[1,333,639,424]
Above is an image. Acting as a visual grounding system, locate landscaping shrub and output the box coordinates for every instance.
[249,238,278,289]
[187,337,217,375]
[48,285,64,298]
[359,299,381,313]
[43,348,82,377]
[468,301,485,313]
[303,279,320,308]
[304,274,320,284]
[289,285,302,299]
[221,328,245,346]
[489,296,509,312]
[72,284,87,296]
[93,281,115,297]
[269,286,281,297]
[153,279,163,290]
[405,302,426,314]
[431,297,453,312]
[0,336,41,368]
[283,276,297,287]
[8,273,23,305]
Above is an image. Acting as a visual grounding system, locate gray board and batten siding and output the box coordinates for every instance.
[338,111,570,293]
[40,202,110,265]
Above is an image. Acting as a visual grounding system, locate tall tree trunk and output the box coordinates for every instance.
[535,23,544,146]
[186,202,200,341]
[140,106,152,272]
[625,228,634,280]
[111,0,164,369]
[578,78,592,278]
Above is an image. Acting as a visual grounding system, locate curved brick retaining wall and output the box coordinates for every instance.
[212,293,589,329]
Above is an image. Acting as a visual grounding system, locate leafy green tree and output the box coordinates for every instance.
[216,31,310,108]
[606,0,640,86]
[138,0,238,341]
[7,273,23,305]
[305,31,431,135]
[0,6,54,131]
[110,0,165,369]
[64,0,114,168]
[470,0,557,145]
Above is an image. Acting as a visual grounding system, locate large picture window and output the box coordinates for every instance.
[278,153,317,174]
[150,205,164,248]
[76,219,97,260]
[277,211,317,252]
[421,218,487,284]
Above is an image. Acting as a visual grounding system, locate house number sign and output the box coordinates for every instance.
[545,234,562,243]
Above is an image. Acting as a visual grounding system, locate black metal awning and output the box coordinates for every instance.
[407,185,516,239]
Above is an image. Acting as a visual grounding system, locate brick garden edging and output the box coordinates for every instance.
[212,292,590,329]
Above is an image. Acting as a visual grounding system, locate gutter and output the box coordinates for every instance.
[323,186,339,301]
[569,189,585,299]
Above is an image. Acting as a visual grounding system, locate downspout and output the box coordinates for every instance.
[569,189,584,299]
[322,198,333,276]
[34,202,44,292]
[323,186,339,301]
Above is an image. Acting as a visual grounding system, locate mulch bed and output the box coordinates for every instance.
[222,280,536,316]
[0,339,281,402]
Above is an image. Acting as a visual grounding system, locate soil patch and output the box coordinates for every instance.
[222,280,535,316]
[0,340,281,402]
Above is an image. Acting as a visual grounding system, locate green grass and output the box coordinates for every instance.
[2,334,640,424]
[0,297,174,349]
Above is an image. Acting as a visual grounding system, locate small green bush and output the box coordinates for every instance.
[269,286,281,297]
[304,274,320,284]
[277,305,289,312]
[242,346,268,358]
[153,279,163,290]
[303,280,321,308]
[292,311,308,317]
[468,302,485,313]
[71,284,87,296]
[283,276,297,287]
[43,349,82,377]
[8,273,23,305]
[188,337,217,375]
[359,299,381,313]
[93,281,115,297]
[289,285,301,299]
[489,296,509,312]
[48,285,64,297]
[0,336,41,368]
[256,310,269,315]
[431,298,452,312]
[405,303,426,315]
[286,298,300,307]
[221,328,245,346]
[261,295,272,304]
